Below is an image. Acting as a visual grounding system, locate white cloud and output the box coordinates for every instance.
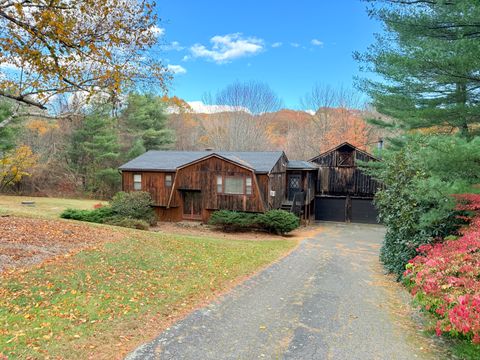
[167,64,187,74]
[167,101,251,114]
[149,25,165,37]
[182,55,191,62]
[290,42,300,48]
[305,109,316,115]
[311,39,324,46]
[190,33,264,64]
[271,42,282,48]
[163,41,184,51]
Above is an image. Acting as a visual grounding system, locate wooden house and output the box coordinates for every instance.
[119,143,381,224]
[119,150,298,222]
[309,142,381,223]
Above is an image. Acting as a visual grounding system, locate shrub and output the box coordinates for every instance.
[208,210,259,232]
[104,216,149,230]
[60,206,115,223]
[404,194,480,344]
[360,139,468,278]
[110,191,156,225]
[258,210,299,235]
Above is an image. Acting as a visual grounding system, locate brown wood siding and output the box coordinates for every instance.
[311,146,380,197]
[122,171,176,206]
[170,156,267,215]
[268,153,288,209]
[154,206,182,222]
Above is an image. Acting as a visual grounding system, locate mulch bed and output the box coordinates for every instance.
[0,215,125,272]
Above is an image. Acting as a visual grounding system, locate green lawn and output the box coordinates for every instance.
[0,195,105,219]
[0,196,297,359]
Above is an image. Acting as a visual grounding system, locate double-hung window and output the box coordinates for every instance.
[165,174,172,187]
[216,175,223,193]
[245,177,252,195]
[133,174,142,190]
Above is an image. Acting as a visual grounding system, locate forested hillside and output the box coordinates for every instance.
[0,83,387,198]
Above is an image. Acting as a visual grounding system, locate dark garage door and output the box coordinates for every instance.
[351,198,379,224]
[315,197,346,222]
[315,196,379,224]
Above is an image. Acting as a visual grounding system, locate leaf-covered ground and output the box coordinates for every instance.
[0,216,124,271]
[0,216,296,359]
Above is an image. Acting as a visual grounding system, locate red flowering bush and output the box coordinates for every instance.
[404,194,480,343]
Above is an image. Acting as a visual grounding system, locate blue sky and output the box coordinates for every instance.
[155,0,382,109]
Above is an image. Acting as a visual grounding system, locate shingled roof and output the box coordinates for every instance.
[119,150,285,173]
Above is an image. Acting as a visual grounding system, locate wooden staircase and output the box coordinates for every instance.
[281,192,306,217]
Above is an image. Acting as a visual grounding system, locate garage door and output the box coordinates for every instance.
[351,198,379,224]
[315,197,346,222]
[315,196,379,224]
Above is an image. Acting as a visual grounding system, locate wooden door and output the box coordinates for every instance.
[183,191,202,220]
[288,174,302,201]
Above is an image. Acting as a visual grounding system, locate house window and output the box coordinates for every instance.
[165,174,172,187]
[246,177,252,195]
[224,177,244,195]
[133,174,142,190]
[216,175,223,193]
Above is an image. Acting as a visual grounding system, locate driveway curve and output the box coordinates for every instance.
[126,223,446,360]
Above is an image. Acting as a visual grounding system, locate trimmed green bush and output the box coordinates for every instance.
[209,209,300,235]
[110,191,156,225]
[60,206,115,223]
[104,216,149,230]
[258,210,300,235]
[208,210,259,232]
[61,191,156,230]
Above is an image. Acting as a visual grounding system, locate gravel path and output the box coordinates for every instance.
[126,223,446,360]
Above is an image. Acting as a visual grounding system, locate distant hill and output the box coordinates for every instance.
[167,106,389,159]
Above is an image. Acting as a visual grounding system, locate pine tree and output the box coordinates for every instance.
[356,0,480,137]
[68,107,120,196]
[122,93,175,151]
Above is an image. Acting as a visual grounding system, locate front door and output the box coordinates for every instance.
[288,174,302,201]
[183,191,202,220]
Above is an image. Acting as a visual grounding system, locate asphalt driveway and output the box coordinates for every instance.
[126,223,446,360]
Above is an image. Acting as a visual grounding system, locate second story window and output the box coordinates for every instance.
[246,177,252,195]
[224,177,244,195]
[133,174,142,190]
[165,174,172,187]
[216,175,223,193]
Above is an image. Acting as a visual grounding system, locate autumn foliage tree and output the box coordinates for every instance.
[0,0,168,127]
[0,145,37,191]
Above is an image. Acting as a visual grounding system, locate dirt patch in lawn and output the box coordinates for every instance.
[0,215,125,272]
[151,221,319,241]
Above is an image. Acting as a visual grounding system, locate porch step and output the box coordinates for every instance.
[281,201,293,212]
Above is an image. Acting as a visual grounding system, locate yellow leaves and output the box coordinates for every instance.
[26,119,58,136]
[0,145,38,189]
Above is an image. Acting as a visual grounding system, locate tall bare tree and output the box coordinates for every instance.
[201,81,283,151]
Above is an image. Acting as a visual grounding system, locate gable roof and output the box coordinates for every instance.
[309,142,379,162]
[119,150,285,173]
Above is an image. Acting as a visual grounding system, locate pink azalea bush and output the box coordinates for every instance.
[404,194,480,343]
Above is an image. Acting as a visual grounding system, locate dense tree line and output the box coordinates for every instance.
[358,0,480,277]
[0,94,173,198]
